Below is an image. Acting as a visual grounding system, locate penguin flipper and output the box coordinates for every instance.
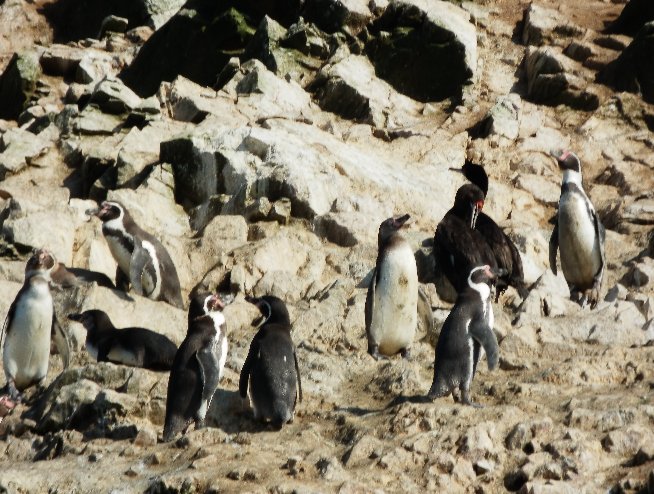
[364,267,376,334]
[196,345,220,416]
[51,316,72,370]
[0,294,19,351]
[417,286,434,336]
[469,321,499,371]
[549,220,559,275]
[294,348,302,403]
[129,243,155,297]
[239,336,260,399]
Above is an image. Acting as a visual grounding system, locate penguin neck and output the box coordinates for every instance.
[562,169,582,187]
[468,280,491,303]
[207,311,226,332]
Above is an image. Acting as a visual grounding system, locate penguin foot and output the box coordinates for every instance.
[461,389,483,408]
[5,381,22,403]
[368,345,388,361]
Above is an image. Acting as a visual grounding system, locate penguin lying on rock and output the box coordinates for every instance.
[163,292,233,442]
[1,249,71,402]
[240,295,302,429]
[428,265,500,408]
[68,310,178,371]
[86,201,184,309]
[549,150,605,309]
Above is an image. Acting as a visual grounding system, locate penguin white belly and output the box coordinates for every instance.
[105,235,133,275]
[3,287,53,390]
[558,194,602,287]
[370,244,419,355]
[107,346,140,366]
[138,241,161,298]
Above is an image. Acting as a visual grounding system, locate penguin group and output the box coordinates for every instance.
[0,148,605,440]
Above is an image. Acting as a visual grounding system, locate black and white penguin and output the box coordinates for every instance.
[67,310,177,371]
[428,264,500,407]
[240,295,302,429]
[433,184,499,294]
[162,292,232,442]
[1,249,71,401]
[365,214,420,360]
[451,161,527,300]
[86,201,184,309]
[549,150,605,308]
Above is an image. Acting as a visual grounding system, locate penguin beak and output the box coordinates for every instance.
[208,294,224,312]
[549,149,570,167]
[85,206,100,217]
[470,201,483,229]
[393,214,410,229]
[68,313,83,322]
[449,166,464,174]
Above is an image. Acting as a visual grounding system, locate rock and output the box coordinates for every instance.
[73,105,124,135]
[312,53,423,128]
[40,44,86,77]
[302,0,372,35]
[521,3,585,47]
[598,22,654,105]
[0,127,51,179]
[342,434,383,468]
[515,173,560,206]
[602,427,652,455]
[625,258,654,288]
[76,51,117,84]
[199,214,248,253]
[90,77,142,114]
[523,47,599,110]
[134,426,158,447]
[98,15,129,38]
[120,6,257,97]
[471,93,521,141]
[0,51,41,120]
[606,0,654,36]
[367,0,477,102]
[622,198,654,225]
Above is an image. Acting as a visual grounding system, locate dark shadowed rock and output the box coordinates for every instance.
[598,22,654,104]
[366,0,477,102]
[606,0,654,36]
[302,0,372,35]
[0,52,41,120]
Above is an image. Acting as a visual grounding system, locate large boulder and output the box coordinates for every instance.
[366,0,477,102]
[120,6,257,97]
[0,127,51,179]
[598,22,654,105]
[0,52,41,120]
[521,3,585,47]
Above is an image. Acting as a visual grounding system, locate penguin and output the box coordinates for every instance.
[549,150,605,309]
[163,292,232,442]
[451,160,527,300]
[365,214,420,360]
[67,310,177,371]
[86,201,184,309]
[1,249,71,401]
[240,295,302,429]
[427,265,500,407]
[433,184,499,295]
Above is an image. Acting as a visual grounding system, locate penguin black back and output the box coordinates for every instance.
[240,295,302,429]
[68,310,178,371]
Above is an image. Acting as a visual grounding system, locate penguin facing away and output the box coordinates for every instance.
[1,249,71,401]
[67,310,178,371]
[428,265,500,408]
[434,184,499,295]
[86,201,184,309]
[451,161,527,300]
[240,295,302,429]
[365,214,420,360]
[163,292,232,442]
[549,150,605,309]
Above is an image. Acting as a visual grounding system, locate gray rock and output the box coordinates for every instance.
[312,53,423,128]
[472,93,521,141]
[0,51,41,120]
[523,47,599,110]
[521,3,585,46]
[90,77,142,114]
[98,15,129,38]
[76,52,117,84]
[40,44,86,77]
[625,258,654,288]
[602,427,652,455]
[622,197,654,225]
[0,127,51,179]
[342,434,383,468]
[367,0,477,102]
[73,105,124,135]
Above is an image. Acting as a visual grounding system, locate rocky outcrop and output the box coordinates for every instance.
[0,52,40,120]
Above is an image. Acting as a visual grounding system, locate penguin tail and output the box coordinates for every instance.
[271,400,292,429]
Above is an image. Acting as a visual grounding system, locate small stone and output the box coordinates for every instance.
[134,427,157,448]
[506,423,533,450]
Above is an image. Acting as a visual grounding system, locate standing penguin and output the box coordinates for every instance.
[428,265,500,407]
[365,214,420,360]
[2,249,71,401]
[86,201,184,309]
[163,292,232,441]
[451,161,527,300]
[549,150,605,309]
[240,295,302,429]
[68,310,178,371]
[434,184,499,295]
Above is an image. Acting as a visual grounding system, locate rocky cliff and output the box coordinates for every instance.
[1,0,654,492]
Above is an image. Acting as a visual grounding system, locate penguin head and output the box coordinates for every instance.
[188,292,233,321]
[246,295,291,328]
[450,160,488,198]
[86,201,126,223]
[551,149,581,173]
[25,248,56,278]
[468,265,498,287]
[378,214,410,245]
[68,310,112,333]
[453,184,485,229]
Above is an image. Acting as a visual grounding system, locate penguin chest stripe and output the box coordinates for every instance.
[139,241,161,298]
